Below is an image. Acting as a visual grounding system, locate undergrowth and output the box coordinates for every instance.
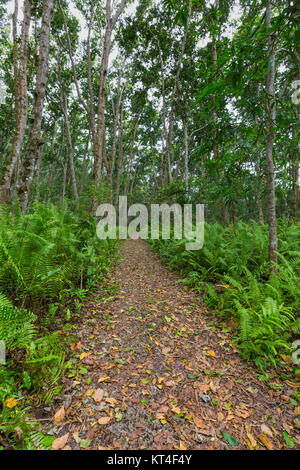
[149,220,300,372]
[0,201,119,450]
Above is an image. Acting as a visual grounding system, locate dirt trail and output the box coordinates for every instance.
[42,240,299,450]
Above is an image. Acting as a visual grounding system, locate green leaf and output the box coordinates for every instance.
[222,431,238,447]
[115,358,125,364]
[80,439,91,449]
[22,371,32,390]
[283,432,294,448]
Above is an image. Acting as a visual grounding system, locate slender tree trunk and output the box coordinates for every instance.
[183,117,189,196]
[80,133,90,194]
[115,99,124,204]
[169,0,192,186]
[92,0,128,185]
[0,0,31,204]
[291,120,299,222]
[62,162,67,202]
[124,114,140,195]
[211,0,229,225]
[265,0,278,270]
[156,38,168,187]
[61,93,79,205]
[18,0,54,214]
[109,74,122,201]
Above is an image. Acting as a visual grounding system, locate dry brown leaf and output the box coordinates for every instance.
[98,416,111,425]
[98,375,110,383]
[261,424,273,437]
[194,417,206,429]
[52,433,69,450]
[53,406,65,424]
[94,388,104,403]
[106,397,118,405]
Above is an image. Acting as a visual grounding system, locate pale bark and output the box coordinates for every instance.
[211,0,229,225]
[155,37,168,186]
[80,133,90,194]
[115,99,124,204]
[124,114,140,195]
[61,93,79,205]
[265,0,278,270]
[169,1,192,185]
[183,117,189,195]
[0,0,31,204]
[109,74,123,200]
[92,0,129,184]
[291,124,299,222]
[18,0,54,213]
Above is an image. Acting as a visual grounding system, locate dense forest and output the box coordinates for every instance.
[0,0,299,452]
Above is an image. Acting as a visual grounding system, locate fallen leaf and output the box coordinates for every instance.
[261,424,273,437]
[53,406,65,424]
[194,417,206,429]
[98,416,111,425]
[258,434,273,450]
[98,375,110,383]
[106,397,118,405]
[94,388,104,403]
[52,433,69,450]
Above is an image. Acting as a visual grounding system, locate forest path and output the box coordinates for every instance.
[44,240,298,450]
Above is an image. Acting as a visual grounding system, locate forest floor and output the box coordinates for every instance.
[38,240,299,450]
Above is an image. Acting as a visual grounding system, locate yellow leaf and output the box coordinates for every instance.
[171,406,181,414]
[5,398,18,409]
[106,397,118,405]
[98,375,110,383]
[80,352,88,360]
[258,434,273,450]
[98,416,111,425]
[208,350,216,357]
[180,440,187,450]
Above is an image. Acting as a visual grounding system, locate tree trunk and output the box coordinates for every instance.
[124,114,140,195]
[18,0,54,214]
[80,133,90,194]
[62,93,79,205]
[92,0,128,185]
[0,0,31,204]
[183,117,189,196]
[115,99,124,204]
[291,121,299,222]
[265,0,278,271]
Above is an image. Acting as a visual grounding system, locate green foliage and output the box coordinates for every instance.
[149,220,300,369]
[0,202,119,449]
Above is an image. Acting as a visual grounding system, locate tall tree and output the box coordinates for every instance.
[18,0,54,213]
